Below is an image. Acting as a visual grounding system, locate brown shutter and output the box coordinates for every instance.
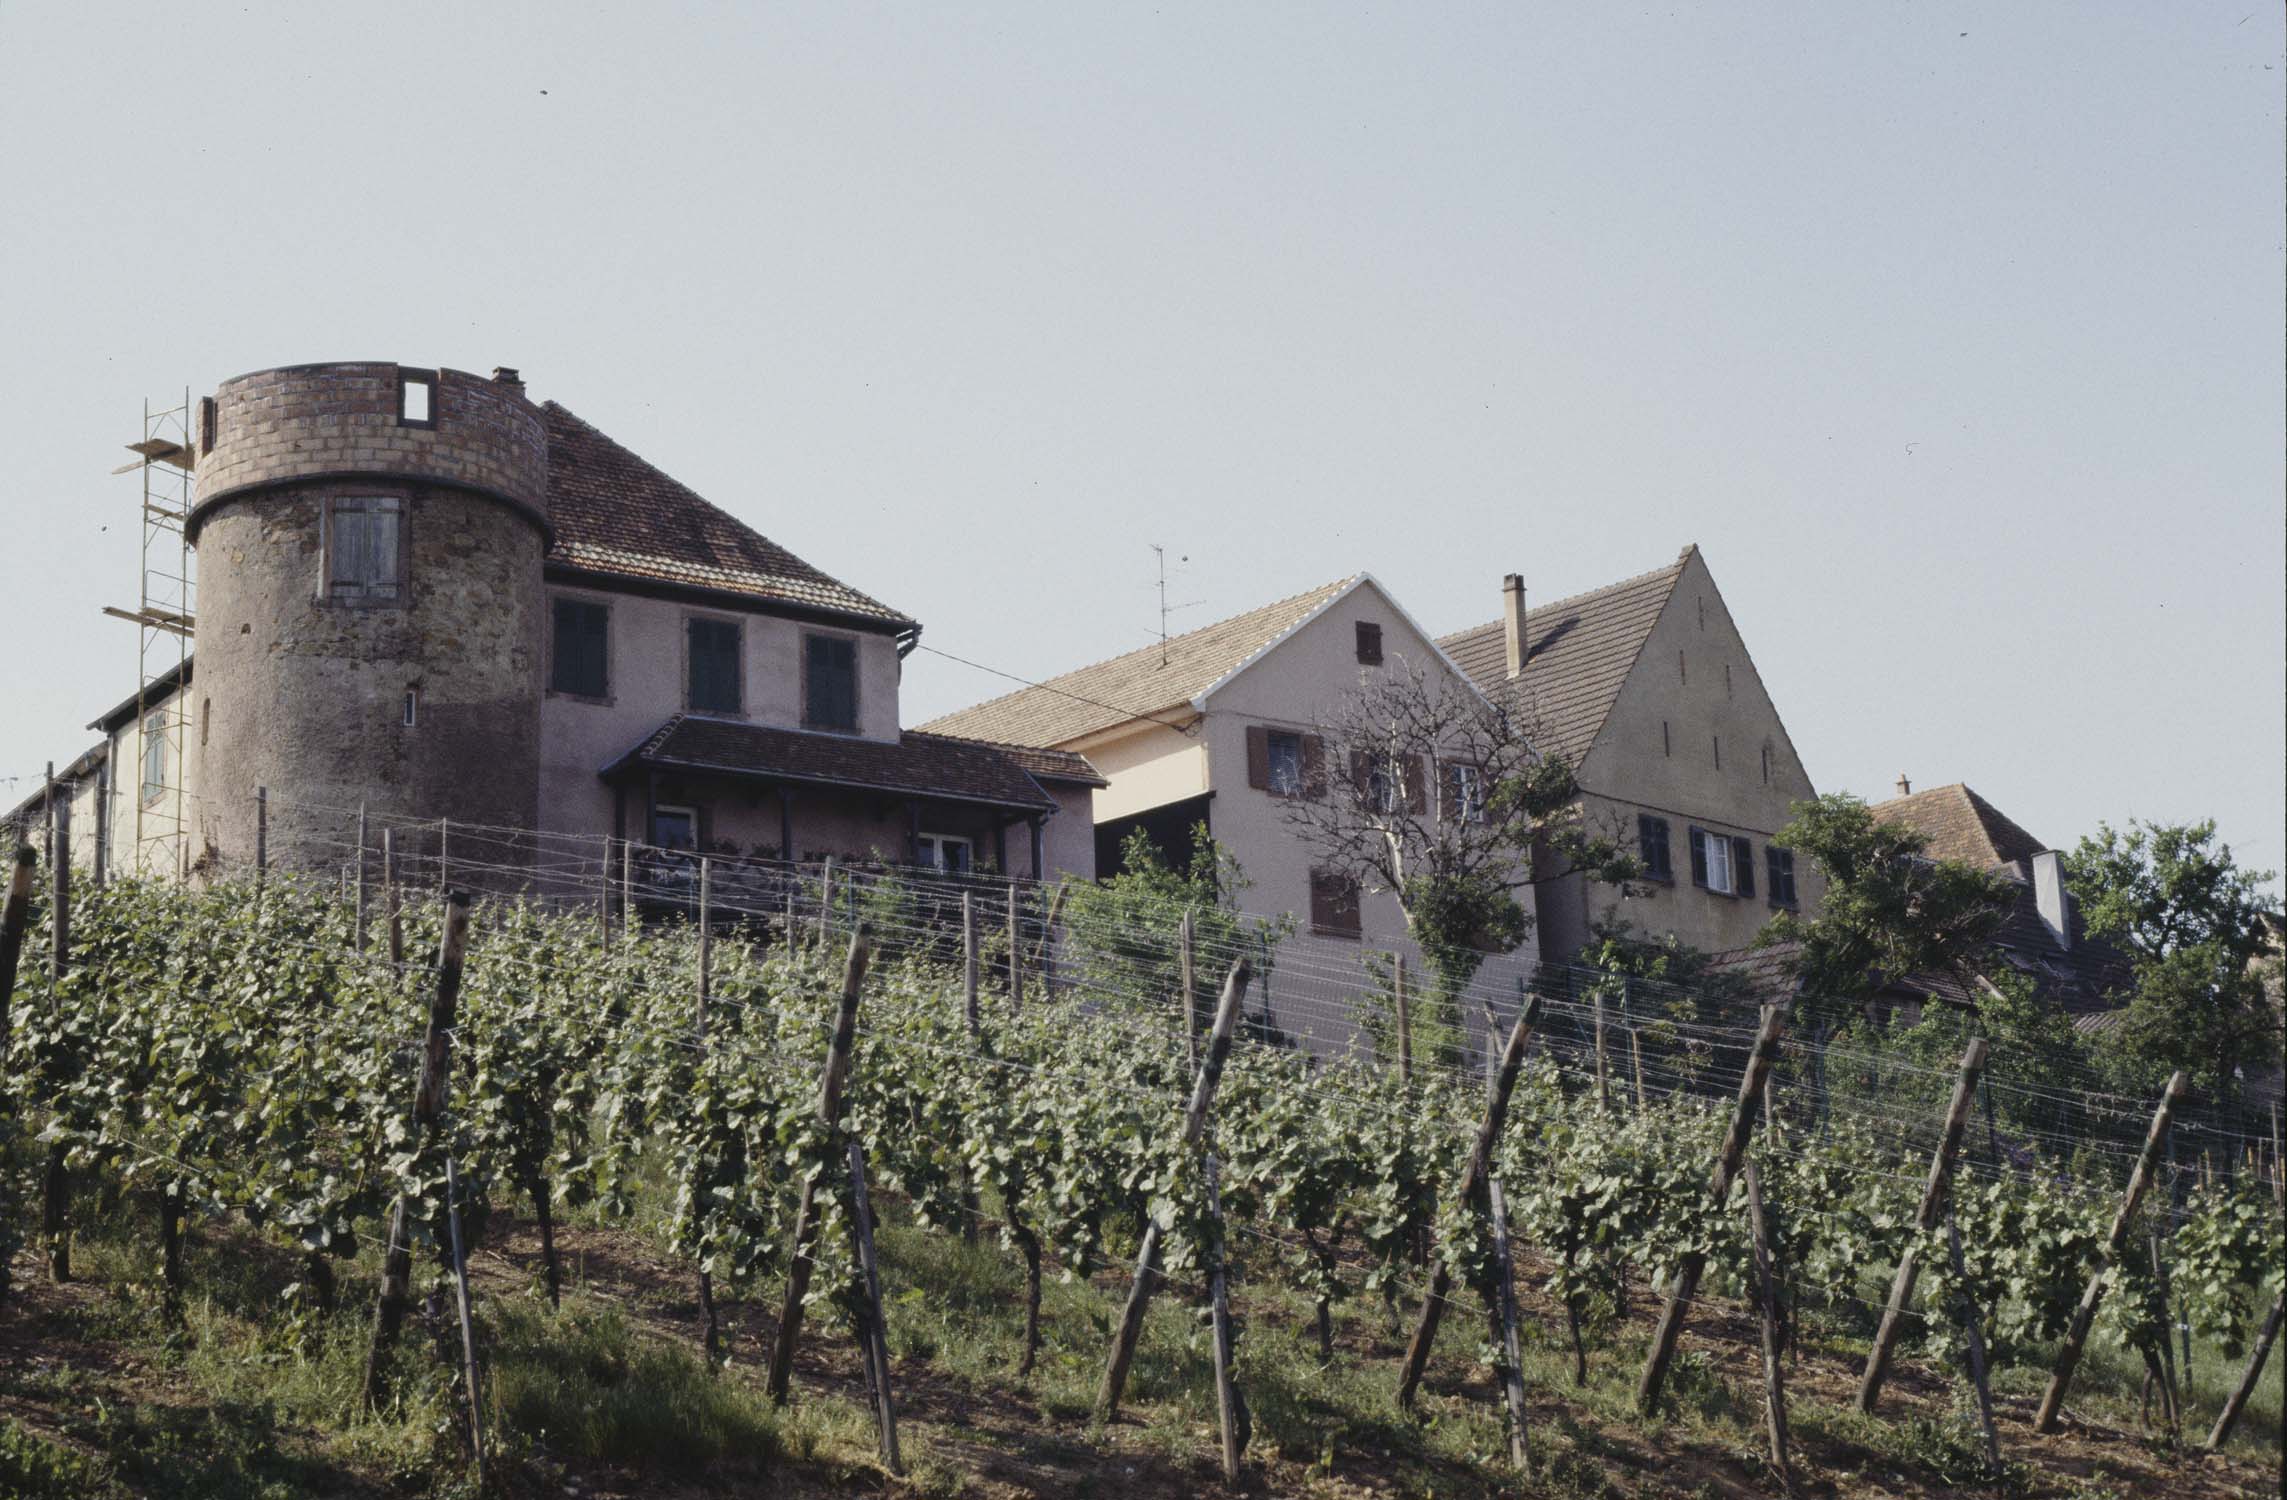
[1309,870,1332,932]
[1300,734,1326,799]
[1733,836,1755,898]
[1246,725,1270,790]
[1403,754,1428,815]
[1348,747,1372,796]
[1438,760,1457,819]
[1312,870,1361,938]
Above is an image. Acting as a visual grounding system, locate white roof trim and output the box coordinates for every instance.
[1188,572,1497,714]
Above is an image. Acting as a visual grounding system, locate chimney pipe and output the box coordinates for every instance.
[1895,773,1911,797]
[1502,574,1526,678]
[491,366,524,391]
[2032,850,2071,951]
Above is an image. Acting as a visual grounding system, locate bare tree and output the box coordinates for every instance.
[1281,661,1634,1011]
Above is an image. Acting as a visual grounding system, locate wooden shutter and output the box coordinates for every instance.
[1355,621,1383,664]
[1311,870,1360,937]
[1732,836,1755,898]
[1246,725,1270,790]
[1439,762,1457,819]
[1688,827,1709,888]
[1300,734,1326,799]
[1402,754,1427,814]
[1348,747,1372,796]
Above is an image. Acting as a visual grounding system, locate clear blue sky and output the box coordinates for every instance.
[3,3,2280,885]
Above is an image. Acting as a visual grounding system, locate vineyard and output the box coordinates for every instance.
[0,814,2280,1500]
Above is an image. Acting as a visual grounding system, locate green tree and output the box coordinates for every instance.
[1060,824,1289,1029]
[2063,819,2279,1097]
[1758,793,2016,1025]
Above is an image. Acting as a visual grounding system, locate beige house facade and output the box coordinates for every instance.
[922,574,1541,1042]
[1440,546,1824,968]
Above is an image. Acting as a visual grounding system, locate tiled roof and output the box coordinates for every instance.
[1869,784,2046,869]
[918,577,1357,748]
[921,734,1107,788]
[608,715,1062,812]
[1437,551,1690,764]
[541,403,914,629]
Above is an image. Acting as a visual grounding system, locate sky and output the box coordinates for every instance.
[3,3,2280,886]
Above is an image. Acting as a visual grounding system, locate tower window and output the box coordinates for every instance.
[398,368,437,428]
[803,632,859,732]
[1355,621,1383,665]
[322,496,404,604]
[198,397,217,455]
[403,689,419,727]
[141,712,166,804]
[686,616,743,715]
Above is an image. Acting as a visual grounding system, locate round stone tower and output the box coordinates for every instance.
[186,362,548,880]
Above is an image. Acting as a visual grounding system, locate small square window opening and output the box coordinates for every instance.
[399,372,435,425]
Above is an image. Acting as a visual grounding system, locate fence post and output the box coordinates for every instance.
[962,891,980,1034]
[1635,1003,1787,1414]
[363,891,473,1408]
[1858,1037,1987,1412]
[354,804,369,950]
[846,1139,904,1474]
[445,1154,486,1482]
[1205,1153,1247,1484]
[437,817,449,894]
[1006,880,1022,1010]
[1097,957,1253,1420]
[1179,907,1198,1071]
[817,856,834,947]
[1393,950,1411,1082]
[1594,988,1611,1111]
[91,762,108,889]
[768,929,875,1407]
[2033,1070,2189,1433]
[256,786,268,885]
[40,800,72,1284]
[382,829,404,969]
[598,838,613,951]
[696,856,712,1034]
[1744,1161,1794,1489]
[1395,994,1545,1412]
[694,854,719,1359]
[48,797,69,983]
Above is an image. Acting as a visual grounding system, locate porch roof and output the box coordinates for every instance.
[605,714,1066,815]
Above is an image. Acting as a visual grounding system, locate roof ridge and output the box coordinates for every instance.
[1436,552,1690,646]
[920,574,1357,728]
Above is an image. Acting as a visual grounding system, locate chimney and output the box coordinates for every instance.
[1501,574,1526,678]
[2032,849,2071,951]
[491,366,524,391]
[1895,773,1912,796]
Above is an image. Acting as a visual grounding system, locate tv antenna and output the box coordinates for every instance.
[1150,544,1201,665]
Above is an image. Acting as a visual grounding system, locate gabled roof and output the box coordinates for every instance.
[1868,784,2046,869]
[541,403,914,631]
[918,577,1357,748]
[1437,550,1691,764]
[607,715,1068,813]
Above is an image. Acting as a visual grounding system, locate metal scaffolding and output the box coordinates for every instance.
[104,391,196,878]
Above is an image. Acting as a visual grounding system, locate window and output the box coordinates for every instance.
[1445,763,1486,823]
[1766,846,1798,909]
[1248,726,1320,799]
[1761,744,1770,785]
[1712,735,1721,770]
[402,688,419,727]
[1662,720,1670,757]
[550,597,611,699]
[1689,828,1757,896]
[1266,731,1303,796]
[198,397,216,455]
[1366,761,1396,814]
[398,368,436,427]
[652,804,698,850]
[1355,621,1383,665]
[199,697,210,748]
[803,633,859,732]
[917,834,973,874]
[323,496,403,603]
[1638,815,1672,881]
[1309,869,1361,939]
[686,616,743,715]
[141,713,165,804]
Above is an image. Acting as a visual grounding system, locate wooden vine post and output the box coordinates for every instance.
[444,1153,487,1480]
[767,928,875,1407]
[362,891,473,1408]
[0,846,33,1057]
[694,856,721,1359]
[1635,1003,1787,1414]
[1394,993,1546,1414]
[2204,1120,2285,1452]
[1743,1161,1794,1491]
[2032,1069,2189,1433]
[1096,956,1253,1421]
[255,786,268,886]
[43,798,71,1282]
[353,804,369,950]
[1485,1174,1533,1470]
[1392,951,1411,1081]
[382,828,404,969]
[1593,989,1612,1111]
[1857,1037,1988,1412]
[961,891,980,1032]
[1205,1154,1246,1485]
[1946,1214,2004,1469]
[846,1139,904,1474]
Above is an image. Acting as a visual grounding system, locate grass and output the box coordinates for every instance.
[3,1169,2278,1498]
